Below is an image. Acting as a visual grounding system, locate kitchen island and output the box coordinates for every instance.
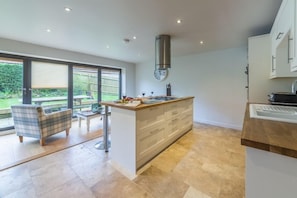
[241,103,297,198]
[101,96,194,179]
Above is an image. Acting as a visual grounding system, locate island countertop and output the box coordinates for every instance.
[241,103,297,159]
[100,96,194,111]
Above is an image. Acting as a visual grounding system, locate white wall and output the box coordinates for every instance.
[248,34,295,103]
[135,48,248,130]
[0,38,136,97]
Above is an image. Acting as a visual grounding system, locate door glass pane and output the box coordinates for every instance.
[102,69,120,101]
[73,66,97,114]
[0,57,23,130]
[31,61,68,113]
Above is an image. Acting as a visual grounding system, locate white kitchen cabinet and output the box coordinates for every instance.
[270,0,297,78]
[271,0,293,47]
[291,0,297,71]
[246,147,297,198]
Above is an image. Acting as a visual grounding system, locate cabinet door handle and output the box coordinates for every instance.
[271,56,276,72]
[288,37,293,63]
[276,32,284,40]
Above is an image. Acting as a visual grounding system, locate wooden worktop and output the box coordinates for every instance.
[241,103,297,159]
[100,96,194,111]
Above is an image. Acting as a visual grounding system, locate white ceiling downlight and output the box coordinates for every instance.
[64,7,72,12]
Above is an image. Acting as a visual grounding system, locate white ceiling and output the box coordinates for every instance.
[0,0,282,64]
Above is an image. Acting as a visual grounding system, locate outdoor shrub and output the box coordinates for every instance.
[0,63,22,95]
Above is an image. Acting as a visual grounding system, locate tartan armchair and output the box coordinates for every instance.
[11,105,72,146]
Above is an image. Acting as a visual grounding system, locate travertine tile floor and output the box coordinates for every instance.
[0,119,104,170]
[0,123,245,198]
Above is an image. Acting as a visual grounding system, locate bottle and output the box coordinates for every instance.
[166,83,171,96]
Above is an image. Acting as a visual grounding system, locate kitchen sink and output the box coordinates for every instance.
[148,96,178,101]
[142,99,161,104]
[249,104,297,124]
[142,96,178,104]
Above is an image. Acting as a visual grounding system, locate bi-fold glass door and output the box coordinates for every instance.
[0,58,70,131]
[72,66,121,115]
[101,68,121,101]
[72,66,98,114]
[0,57,23,130]
[0,54,122,132]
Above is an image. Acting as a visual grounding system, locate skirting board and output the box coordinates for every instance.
[194,120,242,131]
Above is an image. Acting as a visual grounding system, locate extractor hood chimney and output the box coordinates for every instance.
[155,35,171,70]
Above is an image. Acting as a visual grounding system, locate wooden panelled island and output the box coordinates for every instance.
[241,103,297,198]
[101,96,194,179]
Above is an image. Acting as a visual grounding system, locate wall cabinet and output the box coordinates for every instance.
[291,0,297,71]
[270,0,297,78]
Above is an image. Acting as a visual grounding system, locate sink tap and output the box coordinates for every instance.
[292,79,297,94]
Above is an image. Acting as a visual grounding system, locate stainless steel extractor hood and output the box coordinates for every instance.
[155,35,171,70]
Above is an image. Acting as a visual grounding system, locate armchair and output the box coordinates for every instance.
[11,105,72,146]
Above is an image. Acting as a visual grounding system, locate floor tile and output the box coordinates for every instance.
[135,166,189,198]
[0,164,33,197]
[183,186,211,198]
[0,124,245,198]
[39,177,95,198]
[91,170,152,198]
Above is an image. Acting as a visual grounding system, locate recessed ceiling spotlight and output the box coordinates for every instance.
[176,19,182,24]
[64,7,72,12]
[200,40,204,45]
[133,36,137,40]
[46,28,51,33]
[106,45,110,49]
